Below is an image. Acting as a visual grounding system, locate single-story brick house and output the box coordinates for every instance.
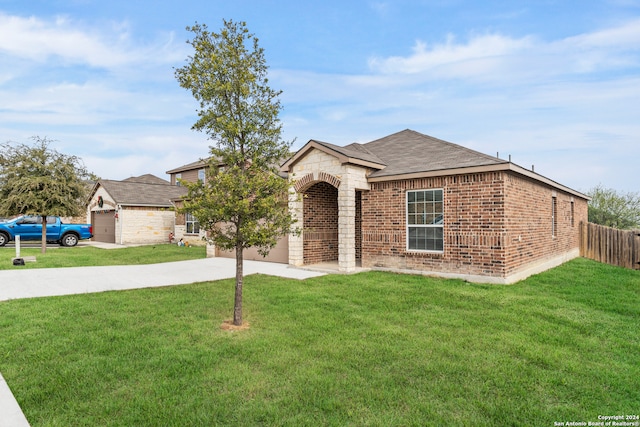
[282,129,589,284]
[87,174,187,245]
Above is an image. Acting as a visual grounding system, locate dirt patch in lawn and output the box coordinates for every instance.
[220,320,251,331]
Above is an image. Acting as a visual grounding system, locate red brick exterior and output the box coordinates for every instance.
[357,171,587,280]
[502,173,587,276]
[303,182,339,264]
[355,191,362,262]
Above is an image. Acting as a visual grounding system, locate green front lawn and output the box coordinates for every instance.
[0,258,638,426]
[0,244,206,269]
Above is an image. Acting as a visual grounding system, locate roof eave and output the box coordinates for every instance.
[165,159,213,175]
[117,203,175,208]
[367,163,590,200]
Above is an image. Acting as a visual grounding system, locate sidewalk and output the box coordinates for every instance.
[0,257,326,426]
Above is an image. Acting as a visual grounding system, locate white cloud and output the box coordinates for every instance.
[561,18,640,49]
[368,33,535,77]
[81,135,209,181]
[0,12,185,69]
[370,1,391,16]
[367,19,640,81]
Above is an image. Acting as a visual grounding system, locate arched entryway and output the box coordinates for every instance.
[303,181,339,264]
[287,162,369,273]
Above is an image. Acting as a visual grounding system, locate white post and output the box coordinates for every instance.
[15,235,20,258]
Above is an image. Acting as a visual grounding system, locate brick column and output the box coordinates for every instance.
[288,184,304,266]
[338,178,356,272]
[206,242,216,258]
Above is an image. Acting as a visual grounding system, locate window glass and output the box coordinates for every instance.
[407,189,444,252]
[186,213,200,234]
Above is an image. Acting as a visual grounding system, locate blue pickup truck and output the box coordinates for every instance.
[0,215,93,247]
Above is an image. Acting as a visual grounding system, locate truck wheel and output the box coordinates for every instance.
[61,233,79,247]
[0,233,8,247]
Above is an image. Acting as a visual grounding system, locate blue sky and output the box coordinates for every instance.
[1,0,639,193]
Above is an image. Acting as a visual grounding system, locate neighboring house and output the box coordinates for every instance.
[87,174,187,245]
[165,160,208,246]
[166,159,290,263]
[166,159,208,186]
[282,129,589,284]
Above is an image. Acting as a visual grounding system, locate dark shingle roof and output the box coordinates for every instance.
[282,129,588,200]
[98,175,187,207]
[166,159,208,174]
[282,129,507,176]
[122,174,170,185]
[362,129,507,178]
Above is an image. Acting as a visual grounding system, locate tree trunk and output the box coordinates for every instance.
[41,215,47,254]
[233,242,244,326]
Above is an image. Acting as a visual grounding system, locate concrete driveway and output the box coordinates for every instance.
[0,257,325,426]
[0,257,325,302]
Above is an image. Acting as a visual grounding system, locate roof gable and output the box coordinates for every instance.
[92,179,187,207]
[123,174,170,185]
[281,140,386,172]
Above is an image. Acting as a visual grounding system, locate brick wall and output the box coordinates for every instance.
[355,191,362,261]
[503,173,588,276]
[361,171,587,281]
[303,181,338,264]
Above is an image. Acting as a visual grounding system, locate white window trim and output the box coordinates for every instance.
[406,188,444,253]
[185,212,200,235]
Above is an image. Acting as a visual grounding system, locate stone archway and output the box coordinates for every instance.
[287,155,370,273]
[301,181,339,265]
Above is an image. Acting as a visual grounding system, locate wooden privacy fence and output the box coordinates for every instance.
[580,222,640,270]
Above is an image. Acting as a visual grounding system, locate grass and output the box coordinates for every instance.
[0,258,638,426]
[0,243,206,269]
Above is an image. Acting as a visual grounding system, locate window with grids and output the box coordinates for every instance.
[407,189,444,252]
[185,213,200,234]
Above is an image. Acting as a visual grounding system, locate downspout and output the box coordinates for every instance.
[117,204,123,245]
[170,200,177,242]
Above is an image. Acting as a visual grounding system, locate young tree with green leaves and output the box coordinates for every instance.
[587,184,640,229]
[0,137,92,253]
[175,20,297,326]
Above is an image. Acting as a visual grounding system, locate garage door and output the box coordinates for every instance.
[218,235,289,264]
[92,210,116,243]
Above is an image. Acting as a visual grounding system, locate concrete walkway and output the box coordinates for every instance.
[0,256,326,426]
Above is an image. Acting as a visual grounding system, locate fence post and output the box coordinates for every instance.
[579,222,584,257]
[632,230,636,269]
